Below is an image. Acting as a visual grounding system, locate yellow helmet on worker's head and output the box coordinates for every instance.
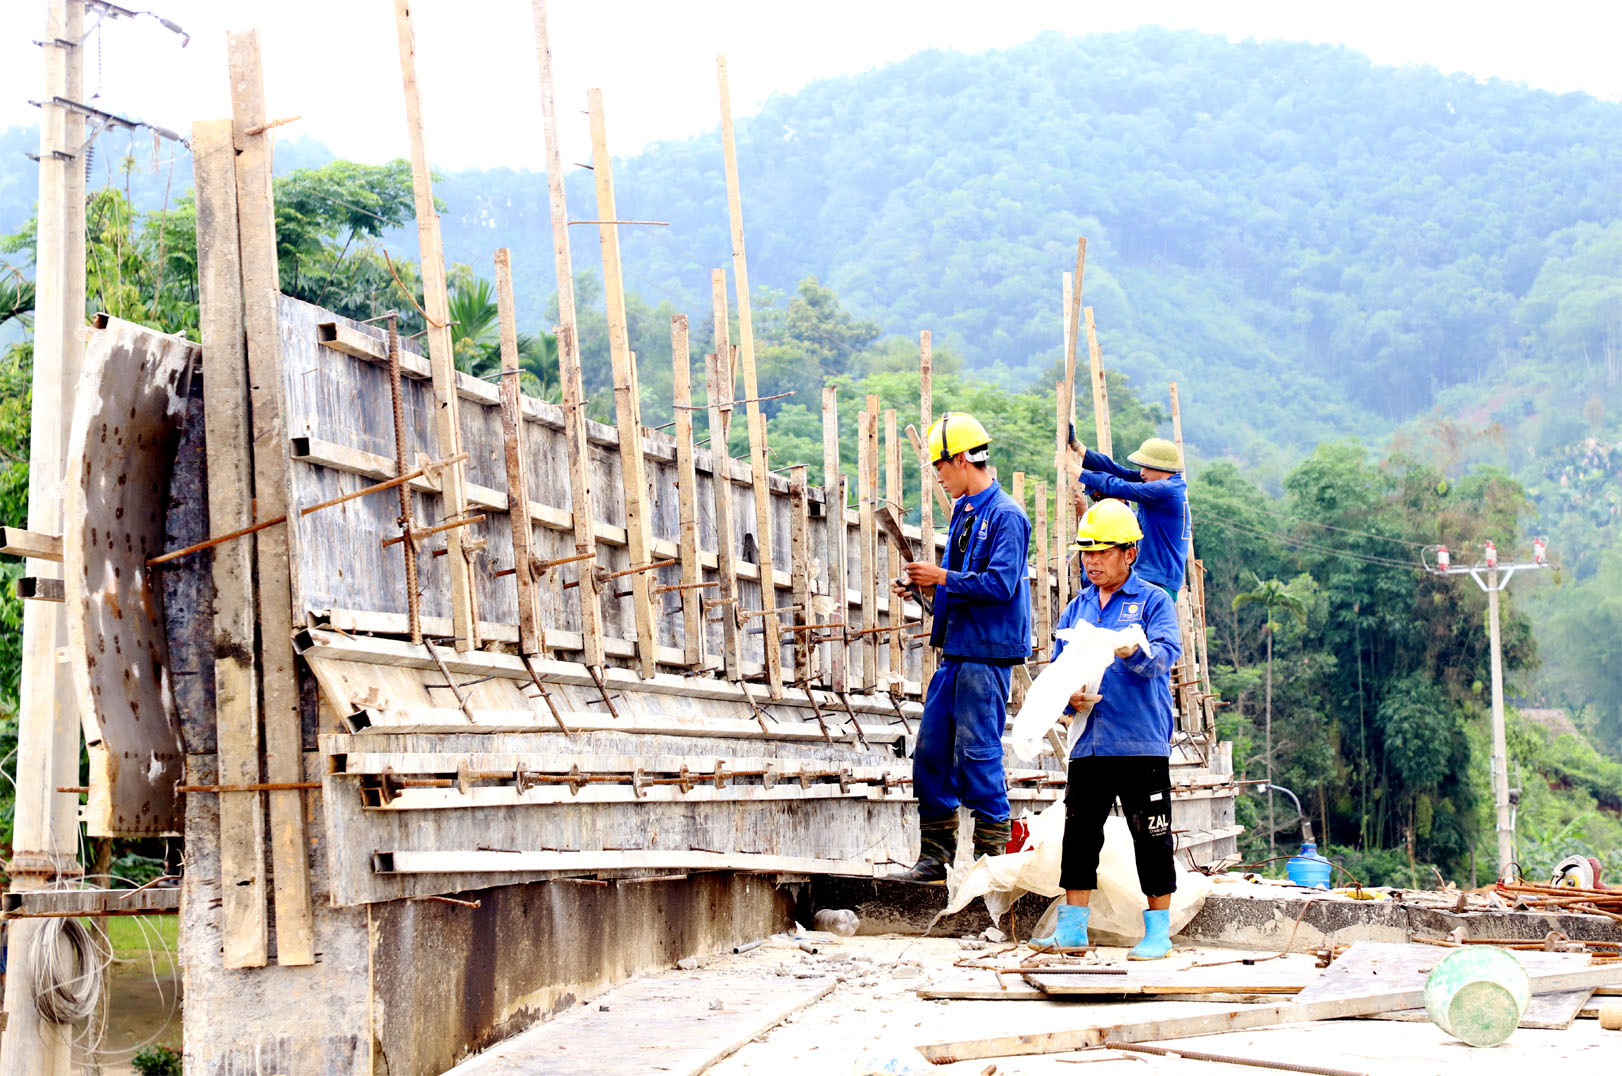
[1127,437,1183,473]
[1070,499,1143,551]
[926,412,991,465]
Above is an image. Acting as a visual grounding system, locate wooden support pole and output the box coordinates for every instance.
[1033,479,1052,664]
[392,0,477,651]
[789,466,812,685]
[1085,305,1112,458]
[884,408,903,685]
[1054,384,1073,613]
[918,333,937,690]
[4,2,85,1065]
[531,0,602,670]
[1010,471,1027,711]
[859,397,880,690]
[671,315,704,668]
[820,385,848,692]
[717,55,784,698]
[496,248,543,657]
[587,89,659,679]
[906,424,955,517]
[192,117,267,969]
[226,29,314,967]
[705,349,743,682]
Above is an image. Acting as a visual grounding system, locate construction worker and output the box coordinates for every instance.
[1030,499,1182,958]
[1066,436,1189,595]
[889,412,1032,882]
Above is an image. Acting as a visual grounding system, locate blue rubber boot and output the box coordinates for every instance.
[1030,904,1089,949]
[1128,908,1173,960]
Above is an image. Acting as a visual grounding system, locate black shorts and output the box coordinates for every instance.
[1058,754,1176,898]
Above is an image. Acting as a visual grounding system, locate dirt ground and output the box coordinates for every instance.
[78,916,182,1075]
[698,932,1619,1075]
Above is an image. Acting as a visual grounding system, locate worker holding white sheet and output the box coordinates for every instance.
[1030,499,1183,959]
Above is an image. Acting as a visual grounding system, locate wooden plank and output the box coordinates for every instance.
[376,849,879,876]
[496,248,544,657]
[2,886,181,918]
[858,402,878,690]
[705,348,743,681]
[1033,479,1051,664]
[884,409,904,684]
[391,0,477,650]
[587,89,659,679]
[1054,385,1072,612]
[344,706,902,743]
[918,334,937,689]
[0,528,61,562]
[192,117,267,968]
[788,466,812,685]
[820,386,847,692]
[717,56,783,699]
[440,972,836,1076]
[671,315,704,668]
[1085,305,1111,457]
[530,0,602,669]
[919,948,1622,1064]
[226,30,314,965]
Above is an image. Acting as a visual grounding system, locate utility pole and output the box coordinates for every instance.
[2,2,85,1073]
[1428,539,1548,884]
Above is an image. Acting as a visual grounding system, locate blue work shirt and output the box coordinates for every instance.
[1078,449,1190,592]
[929,479,1032,664]
[1052,570,1181,758]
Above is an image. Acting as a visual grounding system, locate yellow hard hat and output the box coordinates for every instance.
[1070,499,1143,550]
[926,412,991,464]
[1127,437,1183,473]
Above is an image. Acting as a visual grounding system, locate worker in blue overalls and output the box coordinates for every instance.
[1030,499,1183,958]
[889,412,1032,882]
[1066,436,1189,596]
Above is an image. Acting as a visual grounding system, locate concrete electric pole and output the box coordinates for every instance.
[1427,539,1548,885]
[2,2,86,1073]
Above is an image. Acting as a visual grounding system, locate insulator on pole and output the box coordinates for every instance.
[1484,540,1498,568]
[1436,545,1450,571]
[1532,537,1546,566]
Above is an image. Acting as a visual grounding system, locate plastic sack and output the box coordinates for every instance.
[941,801,1211,946]
[1010,622,1149,763]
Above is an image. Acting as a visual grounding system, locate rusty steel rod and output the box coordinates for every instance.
[381,513,486,549]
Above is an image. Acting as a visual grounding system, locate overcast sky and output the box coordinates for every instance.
[3,0,1620,171]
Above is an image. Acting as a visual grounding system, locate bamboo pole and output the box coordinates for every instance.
[530,0,603,669]
[821,385,848,692]
[392,0,476,651]
[717,55,784,698]
[671,315,704,668]
[587,89,659,679]
[496,249,543,657]
[918,332,937,690]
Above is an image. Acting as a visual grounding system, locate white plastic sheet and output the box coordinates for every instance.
[1010,622,1150,763]
[941,799,1211,946]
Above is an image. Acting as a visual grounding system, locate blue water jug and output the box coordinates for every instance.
[1287,842,1332,888]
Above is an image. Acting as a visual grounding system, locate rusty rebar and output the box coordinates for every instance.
[387,314,421,642]
[422,637,475,720]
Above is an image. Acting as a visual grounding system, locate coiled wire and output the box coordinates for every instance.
[28,913,108,1025]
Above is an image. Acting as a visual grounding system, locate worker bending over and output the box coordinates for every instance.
[1067,436,1189,595]
[889,412,1031,883]
[1031,500,1182,958]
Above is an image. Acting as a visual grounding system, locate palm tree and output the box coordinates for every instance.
[1232,573,1310,855]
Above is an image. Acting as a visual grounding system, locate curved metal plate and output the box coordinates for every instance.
[64,316,196,835]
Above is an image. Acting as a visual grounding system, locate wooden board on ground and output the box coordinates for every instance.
[1027,958,1318,997]
[915,941,1622,1064]
[442,972,835,1075]
[1304,941,1594,1031]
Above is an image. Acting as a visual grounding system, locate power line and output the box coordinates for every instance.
[1192,491,1431,550]
[1199,512,1428,573]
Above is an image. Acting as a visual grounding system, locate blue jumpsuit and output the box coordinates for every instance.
[914,480,1031,824]
[1077,449,1190,593]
